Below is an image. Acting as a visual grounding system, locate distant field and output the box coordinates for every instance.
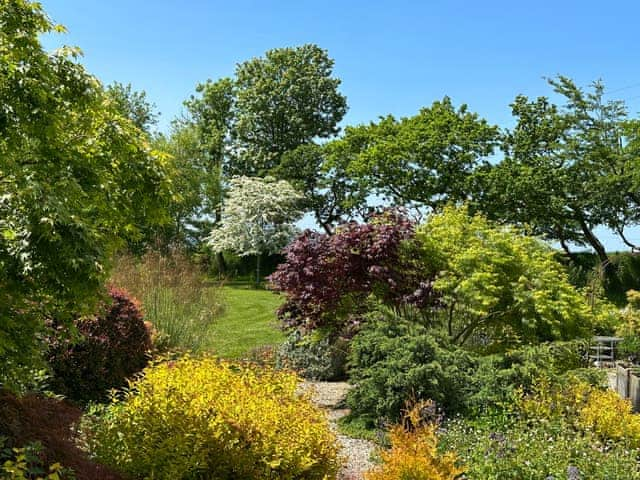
[204,284,286,358]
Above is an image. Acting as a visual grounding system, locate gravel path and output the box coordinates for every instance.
[300,381,376,480]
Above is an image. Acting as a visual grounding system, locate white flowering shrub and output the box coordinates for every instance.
[207,176,303,282]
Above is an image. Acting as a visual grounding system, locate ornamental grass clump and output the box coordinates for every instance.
[110,250,223,352]
[87,356,340,480]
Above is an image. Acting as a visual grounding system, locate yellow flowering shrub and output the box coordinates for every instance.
[88,355,340,480]
[364,403,463,480]
[577,388,640,447]
[517,377,640,448]
[515,376,588,421]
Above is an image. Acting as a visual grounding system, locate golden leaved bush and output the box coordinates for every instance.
[89,355,340,480]
[365,403,463,480]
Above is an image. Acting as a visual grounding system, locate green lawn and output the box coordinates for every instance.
[205,284,286,358]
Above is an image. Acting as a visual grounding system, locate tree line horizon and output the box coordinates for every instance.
[114,42,638,269]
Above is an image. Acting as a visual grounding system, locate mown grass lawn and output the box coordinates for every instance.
[204,283,286,358]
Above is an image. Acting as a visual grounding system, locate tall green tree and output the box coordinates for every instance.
[106,81,159,132]
[179,45,347,243]
[476,76,640,265]
[0,0,173,378]
[232,44,347,176]
[339,97,499,212]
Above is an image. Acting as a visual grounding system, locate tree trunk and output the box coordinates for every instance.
[255,253,261,287]
[578,218,609,266]
[320,222,334,235]
[617,226,640,252]
[216,252,227,277]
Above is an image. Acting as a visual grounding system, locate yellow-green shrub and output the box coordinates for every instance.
[577,388,640,447]
[87,356,340,479]
[365,403,463,480]
[517,377,640,448]
[515,376,588,421]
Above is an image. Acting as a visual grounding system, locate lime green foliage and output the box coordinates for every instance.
[205,285,285,358]
[616,289,640,337]
[416,206,594,347]
[616,290,640,359]
[88,356,340,480]
[0,0,173,379]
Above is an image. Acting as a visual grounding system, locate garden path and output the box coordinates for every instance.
[301,381,376,480]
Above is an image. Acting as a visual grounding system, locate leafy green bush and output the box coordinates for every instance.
[276,330,348,380]
[87,356,340,480]
[463,341,588,415]
[346,318,475,424]
[46,287,151,404]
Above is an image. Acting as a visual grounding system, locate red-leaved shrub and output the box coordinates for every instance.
[0,389,123,479]
[269,210,438,332]
[47,286,151,404]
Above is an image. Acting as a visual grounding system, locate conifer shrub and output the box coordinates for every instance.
[47,286,151,404]
[347,318,475,424]
[346,311,591,424]
[87,356,340,480]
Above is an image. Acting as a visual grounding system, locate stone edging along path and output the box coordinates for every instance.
[300,381,376,480]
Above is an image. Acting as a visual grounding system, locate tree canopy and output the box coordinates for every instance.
[336,97,499,212]
[475,77,640,265]
[0,0,173,374]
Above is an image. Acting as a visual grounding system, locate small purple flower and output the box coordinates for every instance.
[567,466,581,480]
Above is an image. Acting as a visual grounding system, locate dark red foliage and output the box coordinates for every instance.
[0,389,124,479]
[47,286,151,404]
[269,210,437,331]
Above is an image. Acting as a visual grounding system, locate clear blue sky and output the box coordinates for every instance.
[41,0,640,250]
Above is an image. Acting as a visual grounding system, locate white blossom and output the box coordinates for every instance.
[207,176,303,257]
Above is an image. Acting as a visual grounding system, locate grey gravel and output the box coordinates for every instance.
[301,381,377,480]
